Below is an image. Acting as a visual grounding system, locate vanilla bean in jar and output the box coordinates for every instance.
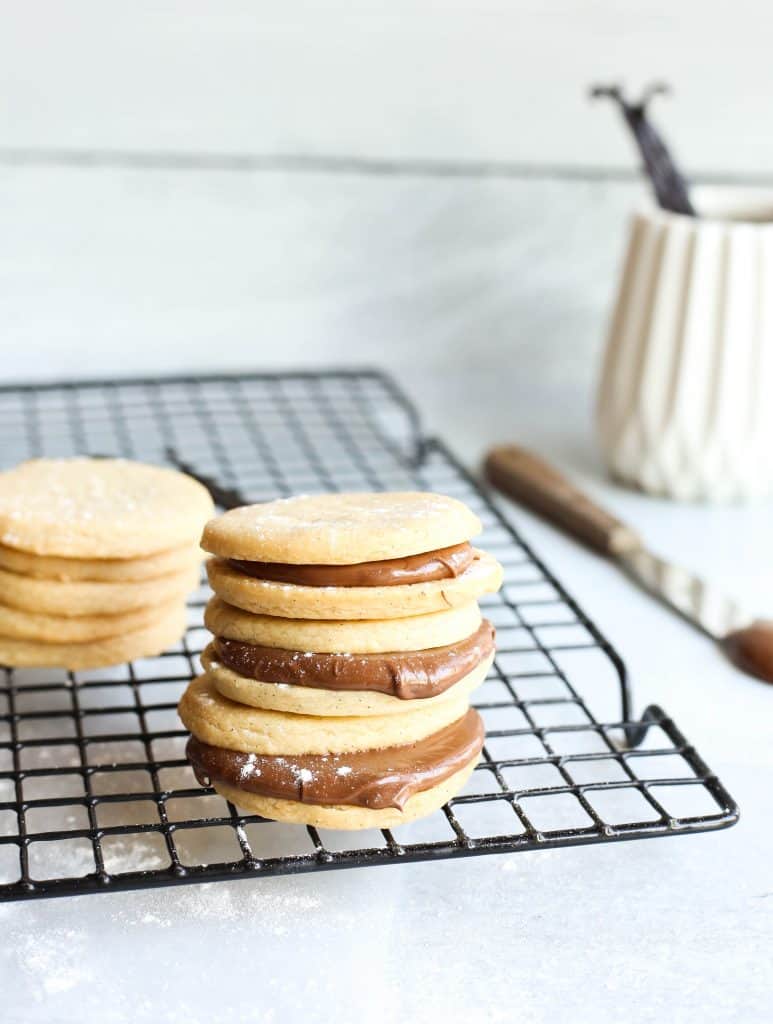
[591,82,695,216]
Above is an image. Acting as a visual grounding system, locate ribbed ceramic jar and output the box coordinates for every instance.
[597,188,773,501]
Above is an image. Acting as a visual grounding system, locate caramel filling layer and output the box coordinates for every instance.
[187,708,484,810]
[213,620,495,700]
[229,542,474,588]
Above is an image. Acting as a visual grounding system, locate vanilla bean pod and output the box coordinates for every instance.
[591,83,695,216]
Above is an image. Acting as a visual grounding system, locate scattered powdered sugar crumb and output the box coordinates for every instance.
[336,766,353,777]
[102,836,169,873]
[19,927,94,996]
[191,882,321,924]
[139,911,173,928]
[119,881,323,931]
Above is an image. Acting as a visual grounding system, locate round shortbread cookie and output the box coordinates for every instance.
[201,492,482,564]
[0,542,201,582]
[206,550,502,620]
[211,758,479,830]
[202,644,493,716]
[178,674,469,755]
[0,605,187,669]
[204,596,482,653]
[0,595,185,643]
[0,458,214,558]
[0,563,200,617]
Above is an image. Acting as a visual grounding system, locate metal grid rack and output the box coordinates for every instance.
[0,371,738,902]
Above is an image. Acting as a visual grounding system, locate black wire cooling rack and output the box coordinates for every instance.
[0,370,738,902]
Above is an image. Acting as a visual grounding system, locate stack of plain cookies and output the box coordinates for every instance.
[0,458,213,669]
[179,492,503,830]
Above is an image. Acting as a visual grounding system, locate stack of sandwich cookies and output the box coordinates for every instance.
[0,458,214,669]
[180,492,503,829]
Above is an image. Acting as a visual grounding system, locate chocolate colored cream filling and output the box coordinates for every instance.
[187,708,484,810]
[229,542,475,588]
[214,619,495,700]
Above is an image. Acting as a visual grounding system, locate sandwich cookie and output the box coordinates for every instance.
[205,549,502,619]
[180,675,484,829]
[201,492,500,620]
[200,618,495,716]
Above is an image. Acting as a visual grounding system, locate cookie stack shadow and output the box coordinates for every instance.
[0,458,214,670]
[179,493,503,830]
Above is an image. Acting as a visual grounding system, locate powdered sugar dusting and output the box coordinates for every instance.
[160,880,323,930]
[1,877,325,1010]
[239,753,261,780]
[18,927,93,995]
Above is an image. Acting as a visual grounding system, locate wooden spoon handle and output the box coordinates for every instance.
[484,445,641,556]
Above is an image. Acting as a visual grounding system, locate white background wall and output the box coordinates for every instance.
[4,1,773,171]
[2,1,773,450]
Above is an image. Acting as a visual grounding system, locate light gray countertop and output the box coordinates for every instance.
[0,369,770,1024]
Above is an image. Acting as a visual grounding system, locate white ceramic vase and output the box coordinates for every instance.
[596,188,773,501]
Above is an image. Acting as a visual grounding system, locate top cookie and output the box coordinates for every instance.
[201,492,482,564]
[0,458,214,558]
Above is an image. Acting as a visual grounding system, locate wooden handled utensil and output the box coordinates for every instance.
[485,445,773,685]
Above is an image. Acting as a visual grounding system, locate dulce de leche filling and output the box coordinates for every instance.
[213,619,495,700]
[229,542,475,588]
[186,708,484,810]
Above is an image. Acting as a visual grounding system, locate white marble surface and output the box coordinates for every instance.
[0,370,770,1024]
